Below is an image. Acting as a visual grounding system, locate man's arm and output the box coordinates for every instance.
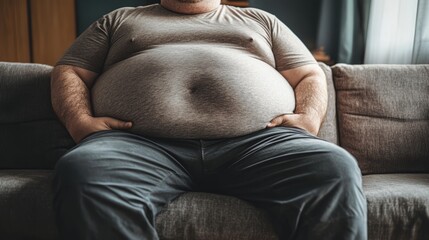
[51,65,132,143]
[267,64,327,135]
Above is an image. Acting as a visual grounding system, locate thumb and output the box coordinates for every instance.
[104,117,133,129]
[267,116,284,128]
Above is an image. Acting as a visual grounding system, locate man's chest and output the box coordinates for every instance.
[103,16,276,68]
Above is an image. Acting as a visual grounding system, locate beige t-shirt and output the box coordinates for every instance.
[57,4,317,139]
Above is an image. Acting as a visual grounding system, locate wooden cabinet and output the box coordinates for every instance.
[0,0,76,65]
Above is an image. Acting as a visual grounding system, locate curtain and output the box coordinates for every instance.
[316,0,372,64]
[364,0,429,64]
[413,0,429,64]
[249,0,428,64]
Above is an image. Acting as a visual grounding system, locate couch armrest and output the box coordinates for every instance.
[317,62,338,145]
[0,62,74,169]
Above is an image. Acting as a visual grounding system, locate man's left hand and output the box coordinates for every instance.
[266,113,321,136]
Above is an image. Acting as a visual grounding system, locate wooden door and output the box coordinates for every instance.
[0,0,31,62]
[30,0,76,65]
[0,0,76,65]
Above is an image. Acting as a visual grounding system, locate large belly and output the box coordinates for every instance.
[92,45,295,138]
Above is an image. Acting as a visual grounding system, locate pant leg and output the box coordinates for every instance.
[206,127,367,240]
[53,130,194,240]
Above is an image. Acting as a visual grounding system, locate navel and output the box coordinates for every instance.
[189,87,198,94]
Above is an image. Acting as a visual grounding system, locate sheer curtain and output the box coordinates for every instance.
[413,0,429,63]
[250,0,428,64]
[364,0,429,64]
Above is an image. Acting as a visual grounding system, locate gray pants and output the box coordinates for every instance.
[53,127,367,240]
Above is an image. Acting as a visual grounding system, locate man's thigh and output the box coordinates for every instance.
[204,127,366,239]
[205,126,362,201]
[54,130,195,209]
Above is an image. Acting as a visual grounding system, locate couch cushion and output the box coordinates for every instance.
[0,170,277,240]
[0,170,57,240]
[156,192,277,240]
[5,170,429,240]
[363,174,429,240]
[333,64,429,174]
[317,62,338,144]
[0,62,75,169]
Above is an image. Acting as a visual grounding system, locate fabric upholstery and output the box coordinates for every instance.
[0,170,57,240]
[363,174,429,240]
[2,62,429,240]
[0,62,75,169]
[333,64,429,174]
[317,62,338,144]
[5,171,429,240]
[0,170,278,240]
[156,192,277,240]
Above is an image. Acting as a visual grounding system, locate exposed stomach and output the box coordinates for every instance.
[92,44,295,139]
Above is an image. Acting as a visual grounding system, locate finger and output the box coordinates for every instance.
[266,116,284,128]
[104,117,133,129]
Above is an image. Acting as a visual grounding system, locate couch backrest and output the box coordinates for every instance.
[2,62,427,174]
[332,64,429,175]
[0,62,75,169]
[0,62,339,169]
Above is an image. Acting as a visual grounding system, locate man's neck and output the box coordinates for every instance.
[160,0,221,15]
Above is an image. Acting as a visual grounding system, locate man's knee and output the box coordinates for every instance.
[294,141,366,217]
[312,143,366,213]
[54,146,103,186]
[309,141,362,187]
[327,145,362,185]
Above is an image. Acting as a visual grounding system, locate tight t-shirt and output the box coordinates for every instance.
[57,4,318,139]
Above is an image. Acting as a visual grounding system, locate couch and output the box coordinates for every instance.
[0,62,428,240]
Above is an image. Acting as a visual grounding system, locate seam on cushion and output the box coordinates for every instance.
[341,112,429,121]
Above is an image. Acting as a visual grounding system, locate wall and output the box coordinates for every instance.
[77,0,321,51]
[76,0,158,34]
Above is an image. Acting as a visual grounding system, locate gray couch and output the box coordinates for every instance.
[0,62,428,240]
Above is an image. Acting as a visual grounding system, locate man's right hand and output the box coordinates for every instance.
[51,65,133,144]
[68,114,133,143]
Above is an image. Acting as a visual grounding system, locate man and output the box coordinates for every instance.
[51,0,367,239]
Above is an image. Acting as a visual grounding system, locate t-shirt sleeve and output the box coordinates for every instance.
[270,16,317,71]
[56,14,112,73]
